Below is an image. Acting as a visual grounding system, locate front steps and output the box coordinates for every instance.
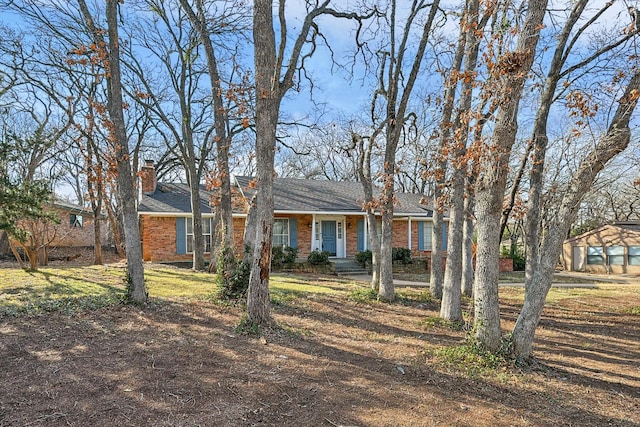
[333,258,368,276]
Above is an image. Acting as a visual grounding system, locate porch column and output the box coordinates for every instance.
[364,214,369,251]
[408,217,412,251]
[311,214,317,252]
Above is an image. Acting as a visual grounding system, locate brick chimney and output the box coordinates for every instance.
[140,160,157,195]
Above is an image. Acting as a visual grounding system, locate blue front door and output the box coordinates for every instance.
[322,221,337,256]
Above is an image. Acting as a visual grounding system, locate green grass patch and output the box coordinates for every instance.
[420,316,465,331]
[348,288,378,303]
[270,274,353,295]
[432,340,511,378]
[144,267,218,299]
[397,289,435,305]
[270,289,304,306]
[0,265,126,317]
[628,306,640,315]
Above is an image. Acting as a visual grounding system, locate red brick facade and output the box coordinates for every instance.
[141,216,190,262]
[139,213,452,263]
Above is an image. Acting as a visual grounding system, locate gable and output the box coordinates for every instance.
[566,224,640,247]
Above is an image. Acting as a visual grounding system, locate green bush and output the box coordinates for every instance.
[500,246,525,271]
[217,259,250,301]
[355,250,372,267]
[392,247,412,264]
[307,249,330,265]
[271,246,298,269]
[283,246,298,265]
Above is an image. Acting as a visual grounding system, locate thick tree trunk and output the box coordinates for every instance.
[473,0,547,351]
[180,0,235,275]
[367,211,381,291]
[378,167,396,301]
[441,0,482,319]
[430,201,444,299]
[104,0,146,302]
[441,166,464,322]
[247,0,278,326]
[512,70,640,360]
[378,206,395,301]
[93,214,103,265]
[461,184,474,297]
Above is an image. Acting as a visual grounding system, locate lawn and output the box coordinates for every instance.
[1,264,639,426]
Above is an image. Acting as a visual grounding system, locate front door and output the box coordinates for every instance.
[322,221,337,256]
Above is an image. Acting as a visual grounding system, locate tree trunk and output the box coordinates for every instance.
[247,0,278,326]
[430,201,444,299]
[367,211,381,291]
[378,165,396,301]
[441,0,482,319]
[180,0,235,275]
[104,0,146,302]
[461,183,474,297]
[93,214,103,265]
[441,165,464,322]
[473,0,547,351]
[512,70,640,360]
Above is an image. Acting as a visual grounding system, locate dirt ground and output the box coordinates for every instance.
[1,268,639,426]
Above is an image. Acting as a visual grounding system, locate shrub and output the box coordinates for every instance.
[272,246,298,269]
[392,247,412,264]
[307,249,330,265]
[216,245,250,301]
[217,259,250,301]
[355,250,372,267]
[283,246,298,265]
[500,246,525,271]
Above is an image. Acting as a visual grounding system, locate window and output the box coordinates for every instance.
[422,223,433,251]
[315,222,320,241]
[629,246,640,266]
[586,246,603,264]
[273,218,289,248]
[70,214,83,228]
[606,246,625,265]
[337,222,343,239]
[186,218,213,253]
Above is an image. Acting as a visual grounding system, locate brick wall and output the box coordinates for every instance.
[345,216,360,256]
[141,216,190,262]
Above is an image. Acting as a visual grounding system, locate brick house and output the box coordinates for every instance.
[137,161,448,263]
[48,200,106,248]
[562,222,640,274]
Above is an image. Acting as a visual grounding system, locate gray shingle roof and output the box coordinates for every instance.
[139,177,434,217]
[138,183,213,214]
[236,176,433,216]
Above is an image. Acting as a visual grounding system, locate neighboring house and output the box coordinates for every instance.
[137,161,448,263]
[562,222,640,274]
[48,200,106,248]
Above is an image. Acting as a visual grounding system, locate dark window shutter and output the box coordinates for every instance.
[176,217,186,254]
[442,222,448,251]
[289,218,298,248]
[357,219,364,252]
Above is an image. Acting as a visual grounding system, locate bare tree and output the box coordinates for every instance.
[473,0,548,351]
[359,0,441,302]
[248,0,374,325]
[510,0,639,360]
[178,0,251,276]
[77,0,147,302]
